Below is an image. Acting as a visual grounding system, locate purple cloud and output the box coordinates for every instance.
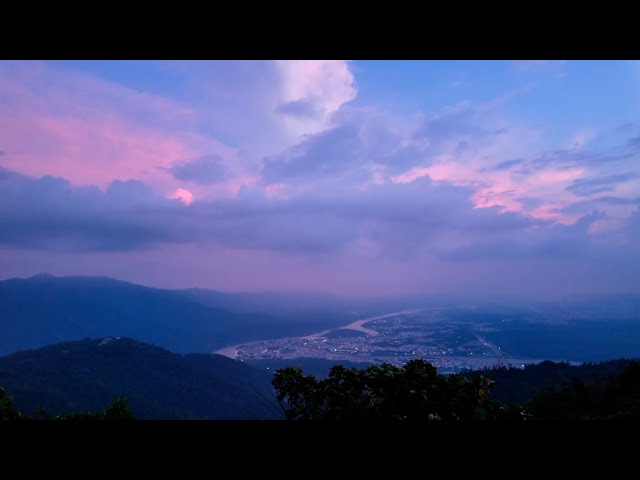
[1,60,639,297]
[566,172,640,197]
[276,99,318,118]
[167,155,227,184]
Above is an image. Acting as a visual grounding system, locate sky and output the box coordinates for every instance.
[1,60,639,298]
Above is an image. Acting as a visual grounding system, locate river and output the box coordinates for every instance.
[214,307,444,359]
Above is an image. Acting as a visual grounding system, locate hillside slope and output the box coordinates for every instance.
[0,337,278,419]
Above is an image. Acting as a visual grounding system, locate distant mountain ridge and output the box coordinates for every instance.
[180,287,354,315]
[0,337,278,419]
[0,274,343,355]
[0,274,276,355]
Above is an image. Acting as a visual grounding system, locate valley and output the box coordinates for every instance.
[217,307,574,373]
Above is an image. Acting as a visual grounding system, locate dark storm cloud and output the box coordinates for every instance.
[276,99,318,118]
[0,167,535,257]
[0,169,188,251]
[628,208,640,237]
[627,136,640,149]
[2,162,639,301]
[262,105,510,183]
[495,135,640,176]
[495,158,525,171]
[412,104,507,143]
[261,123,366,182]
[566,172,639,197]
[167,155,227,184]
[437,211,608,262]
[559,196,640,215]
[595,196,640,206]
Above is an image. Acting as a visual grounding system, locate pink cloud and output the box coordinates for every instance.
[0,61,360,203]
[0,62,241,197]
[0,110,197,186]
[391,146,587,223]
[265,183,289,199]
[533,168,585,185]
[391,166,431,184]
[169,188,194,205]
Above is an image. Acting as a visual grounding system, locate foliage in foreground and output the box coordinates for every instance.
[273,358,640,420]
[5,357,640,420]
[530,360,640,419]
[54,397,136,420]
[272,359,522,420]
[0,388,135,421]
[0,387,22,420]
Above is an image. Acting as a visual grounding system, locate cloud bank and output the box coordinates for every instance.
[1,60,639,297]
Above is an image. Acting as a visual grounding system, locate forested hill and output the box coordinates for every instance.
[465,359,638,406]
[0,337,278,419]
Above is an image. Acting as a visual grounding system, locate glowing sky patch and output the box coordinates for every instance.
[169,188,194,205]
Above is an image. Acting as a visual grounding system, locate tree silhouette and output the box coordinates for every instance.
[0,387,22,420]
[272,359,518,420]
[0,386,136,420]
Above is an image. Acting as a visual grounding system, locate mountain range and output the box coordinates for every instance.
[0,273,357,356]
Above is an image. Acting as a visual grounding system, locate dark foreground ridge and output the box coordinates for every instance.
[0,337,277,419]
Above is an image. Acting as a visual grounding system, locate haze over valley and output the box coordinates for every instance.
[2,274,639,375]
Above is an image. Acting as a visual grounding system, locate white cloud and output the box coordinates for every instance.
[275,60,358,139]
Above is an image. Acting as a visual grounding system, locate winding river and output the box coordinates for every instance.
[215,308,433,359]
